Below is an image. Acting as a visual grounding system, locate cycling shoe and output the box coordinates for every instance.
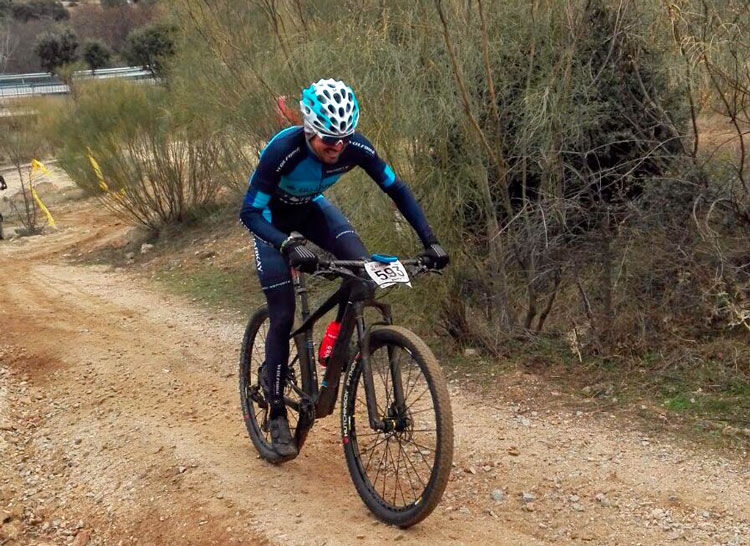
[268,413,298,458]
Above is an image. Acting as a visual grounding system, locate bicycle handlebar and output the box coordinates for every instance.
[317,257,424,269]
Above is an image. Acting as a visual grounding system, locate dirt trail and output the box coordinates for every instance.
[1,200,748,546]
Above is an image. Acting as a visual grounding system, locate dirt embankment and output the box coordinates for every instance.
[0,199,748,546]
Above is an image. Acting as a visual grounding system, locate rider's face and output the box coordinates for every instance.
[309,135,348,164]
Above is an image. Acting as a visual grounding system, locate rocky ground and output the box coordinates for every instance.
[0,197,748,546]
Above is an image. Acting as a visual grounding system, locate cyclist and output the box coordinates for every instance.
[239,79,449,457]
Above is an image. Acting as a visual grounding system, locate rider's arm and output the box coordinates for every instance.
[239,130,301,249]
[350,135,437,246]
[239,173,288,248]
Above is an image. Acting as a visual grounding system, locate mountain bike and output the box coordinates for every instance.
[239,253,454,527]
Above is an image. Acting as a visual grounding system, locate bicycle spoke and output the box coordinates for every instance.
[405,369,426,403]
[372,439,388,493]
[381,437,391,501]
[404,384,432,413]
[392,438,404,506]
[362,434,389,474]
[398,440,427,489]
[407,407,437,416]
[398,437,436,474]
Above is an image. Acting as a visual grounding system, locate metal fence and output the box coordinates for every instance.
[0,66,154,99]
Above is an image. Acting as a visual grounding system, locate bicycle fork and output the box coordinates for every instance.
[353,304,409,433]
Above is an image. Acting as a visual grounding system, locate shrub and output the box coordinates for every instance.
[53,80,230,232]
[11,0,68,23]
[125,22,175,77]
[34,26,78,72]
[82,38,111,72]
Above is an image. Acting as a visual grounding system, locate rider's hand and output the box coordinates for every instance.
[281,238,319,273]
[421,242,450,270]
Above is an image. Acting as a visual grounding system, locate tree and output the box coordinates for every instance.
[0,17,16,73]
[11,0,68,23]
[34,27,78,72]
[0,0,12,19]
[125,23,175,77]
[83,39,111,73]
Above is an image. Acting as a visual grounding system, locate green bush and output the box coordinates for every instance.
[82,39,111,72]
[34,26,78,72]
[11,0,68,22]
[52,80,229,232]
[125,22,176,77]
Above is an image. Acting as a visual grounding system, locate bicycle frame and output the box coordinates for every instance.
[288,268,397,431]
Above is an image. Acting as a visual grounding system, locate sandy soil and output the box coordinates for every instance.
[0,198,748,546]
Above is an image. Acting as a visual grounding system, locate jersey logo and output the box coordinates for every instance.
[325,165,351,175]
[276,147,301,173]
[348,140,375,156]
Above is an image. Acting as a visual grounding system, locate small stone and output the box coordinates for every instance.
[595,493,610,507]
[464,467,476,475]
[0,520,22,541]
[572,503,584,512]
[216,492,224,499]
[463,348,478,356]
[72,530,91,546]
[569,495,580,503]
[491,489,505,503]
[140,243,154,254]
[522,502,536,512]
[521,492,536,503]
[507,447,520,456]
[177,466,187,474]
[394,535,405,541]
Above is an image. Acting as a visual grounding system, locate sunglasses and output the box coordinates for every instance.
[319,134,351,146]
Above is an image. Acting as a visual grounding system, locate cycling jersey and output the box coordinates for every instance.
[239,126,435,248]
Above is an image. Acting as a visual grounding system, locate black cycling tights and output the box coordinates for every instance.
[253,197,368,416]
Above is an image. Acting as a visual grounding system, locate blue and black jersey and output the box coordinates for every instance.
[239,126,435,249]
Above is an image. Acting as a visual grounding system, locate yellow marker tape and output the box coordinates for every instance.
[87,148,125,199]
[30,159,56,227]
[86,147,110,192]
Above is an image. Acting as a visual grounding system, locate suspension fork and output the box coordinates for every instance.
[353,302,386,431]
[368,300,408,415]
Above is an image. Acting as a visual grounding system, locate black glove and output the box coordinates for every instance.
[281,238,319,273]
[421,242,450,270]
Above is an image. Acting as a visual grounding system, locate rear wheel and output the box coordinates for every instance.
[239,306,311,463]
[341,326,453,527]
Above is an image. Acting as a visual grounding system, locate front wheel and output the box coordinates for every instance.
[341,326,453,527]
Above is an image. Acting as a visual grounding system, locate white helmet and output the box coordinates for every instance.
[299,79,360,138]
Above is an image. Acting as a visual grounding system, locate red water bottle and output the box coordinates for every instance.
[318,321,341,366]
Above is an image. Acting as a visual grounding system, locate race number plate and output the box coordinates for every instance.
[364,260,412,288]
